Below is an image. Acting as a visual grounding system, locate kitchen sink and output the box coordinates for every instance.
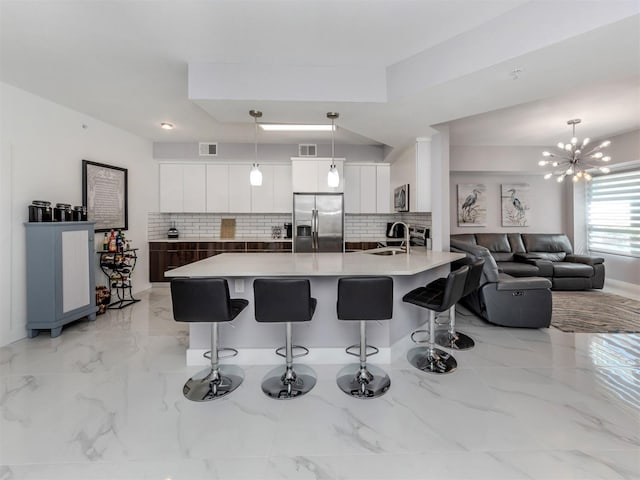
[360,246,406,256]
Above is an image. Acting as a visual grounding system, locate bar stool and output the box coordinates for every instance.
[170,278,248,401]
[253,279,317,399]
[403,265,468,374]
[435,257,485,350]
[336,276,393,399]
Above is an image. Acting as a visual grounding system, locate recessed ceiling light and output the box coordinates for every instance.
[160,122,174,130]
[259,124,334,132]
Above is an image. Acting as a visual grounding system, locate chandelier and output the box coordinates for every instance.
[539,119,612,183]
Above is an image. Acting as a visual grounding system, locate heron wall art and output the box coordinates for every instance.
[457,184,487,226]
[501,183,530,227]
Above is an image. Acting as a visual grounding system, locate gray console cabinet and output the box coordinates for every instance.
[25,222,98,337]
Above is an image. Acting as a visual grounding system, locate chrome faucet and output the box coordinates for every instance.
[388,221,410,255]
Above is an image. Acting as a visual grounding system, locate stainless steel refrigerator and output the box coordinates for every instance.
[293,193,344,253]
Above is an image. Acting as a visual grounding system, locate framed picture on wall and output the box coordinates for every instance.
[501,183,530,227]
[457,184,487,226]
[82,160,128,232]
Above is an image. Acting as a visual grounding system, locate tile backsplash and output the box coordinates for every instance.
[148,212,431,240]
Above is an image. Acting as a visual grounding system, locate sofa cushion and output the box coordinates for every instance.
[522,234,573,261]
[492,252,515,262]
[497,261,541,277]
[475,233,510,252]
[451,234,477,245]
[508,233,526,253]
[552,262,594,278]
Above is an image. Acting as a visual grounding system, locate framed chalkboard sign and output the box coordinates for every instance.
[82,160,128,232]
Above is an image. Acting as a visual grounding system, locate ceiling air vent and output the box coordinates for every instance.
[199,142,218,156]
[298,144,317,157]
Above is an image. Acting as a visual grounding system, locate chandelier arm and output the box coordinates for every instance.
[582,145,605,156]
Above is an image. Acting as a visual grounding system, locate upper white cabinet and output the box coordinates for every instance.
[291,158,344,193]
[159,163,206,213]
[343,163,391,214]
[251,164,293,213]
[206,164,229,212]
[228,164,252,213]
[161,162,292,213]
[376,164,391,213]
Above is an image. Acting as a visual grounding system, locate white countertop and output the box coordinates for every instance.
[164,249,464,277]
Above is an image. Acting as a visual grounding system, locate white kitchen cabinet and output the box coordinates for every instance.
[343,163,391,214]
[291,158,344,193]
[273,164,292,212]
[159,163,206,213]
[161,162,293,214]
[183,164,207,212]
[206,164,229,212]
[228,164,252,212]
[251,164,274,213]
[359,165,377,213]
[251,164,293,213]
[343,165,360,213]
[159,164,183,212]
[376,164,391,213]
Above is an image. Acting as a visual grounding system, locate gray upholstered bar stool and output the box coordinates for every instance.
[403,265,468,374]
[170,278,248,401]
[435,257,485,350]
[336,276,393,399]
[253,279,317,399]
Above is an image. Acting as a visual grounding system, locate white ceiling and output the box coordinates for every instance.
[1,0,639,150]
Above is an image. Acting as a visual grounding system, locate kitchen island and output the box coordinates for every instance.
[165,249,465,365]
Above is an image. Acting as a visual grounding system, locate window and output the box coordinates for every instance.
[587,169,640,257]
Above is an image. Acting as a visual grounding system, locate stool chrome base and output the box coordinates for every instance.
[183,364,244,401]
[435,331,475,350]
[407,346,457,374]
[336,364,390,399]
[261,364,317,400]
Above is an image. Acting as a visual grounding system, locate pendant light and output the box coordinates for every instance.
[249,109,263,186]
[327,112,340,188]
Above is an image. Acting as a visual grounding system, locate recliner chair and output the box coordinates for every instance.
[450,239,552,328]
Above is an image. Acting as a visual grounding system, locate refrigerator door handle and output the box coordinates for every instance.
[312,209,318,250]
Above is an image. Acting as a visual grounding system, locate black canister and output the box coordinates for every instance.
[54,203,73,222]
[73,206,87,221]
[28,200,53,222]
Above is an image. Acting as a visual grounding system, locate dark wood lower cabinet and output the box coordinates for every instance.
[149,241,293,282]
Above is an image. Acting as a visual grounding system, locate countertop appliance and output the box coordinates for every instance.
[394,184,409,212]
[284,222,292,239]
[167,222,179,239]
[409,225,431,249]
[293,193,344,252]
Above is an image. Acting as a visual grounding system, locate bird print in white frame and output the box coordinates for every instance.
[457,184,487,226]
[501,183,530,227]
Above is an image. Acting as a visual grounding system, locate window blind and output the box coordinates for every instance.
[586,169,640,257]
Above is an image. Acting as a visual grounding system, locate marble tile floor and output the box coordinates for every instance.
[1,287,639,480]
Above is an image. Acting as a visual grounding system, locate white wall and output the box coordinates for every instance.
[153,142,384,163]
[450,172,565,234]
[0,83,156,346]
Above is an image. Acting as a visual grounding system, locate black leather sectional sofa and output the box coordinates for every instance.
[451,233,605,290]
[449,233,605,328]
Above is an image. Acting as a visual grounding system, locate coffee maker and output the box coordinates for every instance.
[283,222,292,239]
